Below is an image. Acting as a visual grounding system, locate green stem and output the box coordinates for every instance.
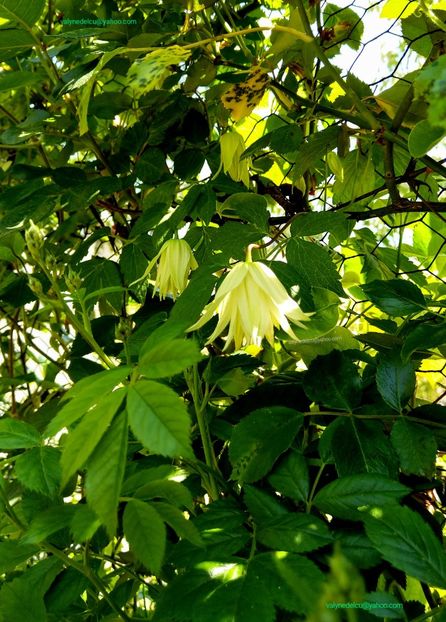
[306,462,326,512]
[43,543,131,622]
[186,366,219,500]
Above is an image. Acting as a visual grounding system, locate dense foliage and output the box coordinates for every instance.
[1,0,446,619]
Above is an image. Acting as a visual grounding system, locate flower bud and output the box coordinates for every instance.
[65,268,83,292]
[220,129,251,187]
[28,276,44,296]
[25,220,44,261]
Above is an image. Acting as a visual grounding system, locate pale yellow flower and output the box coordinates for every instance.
[187,259,311,351]
[146,239,198,300]
[220,129,251,187]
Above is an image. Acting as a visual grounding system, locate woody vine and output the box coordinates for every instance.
[1,0,446,620]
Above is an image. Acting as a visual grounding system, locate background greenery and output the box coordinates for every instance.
[1,0,446,619]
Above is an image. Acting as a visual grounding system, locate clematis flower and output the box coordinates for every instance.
[220,129,251,188]
[187,255,311,351]
[148,238,198,300]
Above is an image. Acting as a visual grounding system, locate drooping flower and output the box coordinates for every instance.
[220,129,251,187]
[149,238,198,300]
[187,255,311,351]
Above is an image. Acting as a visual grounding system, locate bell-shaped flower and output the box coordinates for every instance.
[187,258,311,350]
[138,238,198,300]
[220,129,251,187]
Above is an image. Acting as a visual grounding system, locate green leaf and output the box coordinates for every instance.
[409,120,445,158]
[243,485,288,522]
[287,326,359,365]
[313,473,410,520]
[194,560,275,622]
[70,504,101,543]
[362,279,426,316]
[85,411,128,537]
[291,211,352,243]
[335,530,382,569]
[257,513,332,553]
[133,479,194,510]
[253,551,325,614]
[364,505,446,589]
[0,0,45,26]
[22,506,75,544]
[229,407,303,483]
[0,29,35,56]
[401,321,446,360]
[150,501,202,546]
[61,387,126,487]
[135,148,171,185]
[0,418,40,449]
[267,450,309,503]
[390,419,437,477]
[363,591,405,619]
[0,557,61,622]
[123,499,166,574]
[138,338,202,378]
[0,71,45,92]
[15,446,61,497]
[127,380,192,458]
[376,350,416,412]
[287,238,345,297]
[45,366,130,437]
[79,257,123,312]
[0,540,38,574]
[331,418,399,478]
[220,193,269,231]
[292,126,340,177]
[333,150,376,204]
[303,350,362,410]
[120,243,148,286]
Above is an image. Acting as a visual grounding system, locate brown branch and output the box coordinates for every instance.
[347,201,446,220]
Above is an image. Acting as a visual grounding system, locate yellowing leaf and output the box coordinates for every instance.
[221,67,270,122]
[380,0,417,19]
[127,46,192,96]
[327,81,346,103]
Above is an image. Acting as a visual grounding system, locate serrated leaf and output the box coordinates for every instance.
[0,557,61,622]
[22,506,75,544]
[313,473,410,520]
[293,126,340,177]
[401,321,446,360]
[268,450,309,503]
[123,499,166,574]
[335,530,382,569]
[15,446,61,497]
[133,479,194,510]
[193,560,275,622]
[151,501,202,546]
[127,380,192,458]
[138,338,202,378]
[409,120,445,158]
[45,366,130,437]
[0,0,45,26]
[364,505,446,589]
[303,350,362,410]
[127,46,191,96]
[253,552,325,614]
[70,504,101,543]
[61,387,126,487]
[85,412,128,537]
[229,407,303,483]
[362,279,426,316]
[376,350,416,412]
[0,541,38,574]
[220,193,269,231]
[244,485,288,522]
[287,238,345,297]
[0,418,40,449]
[257,513,332,553]
[391,419,437,477]
[331,418,399,478]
